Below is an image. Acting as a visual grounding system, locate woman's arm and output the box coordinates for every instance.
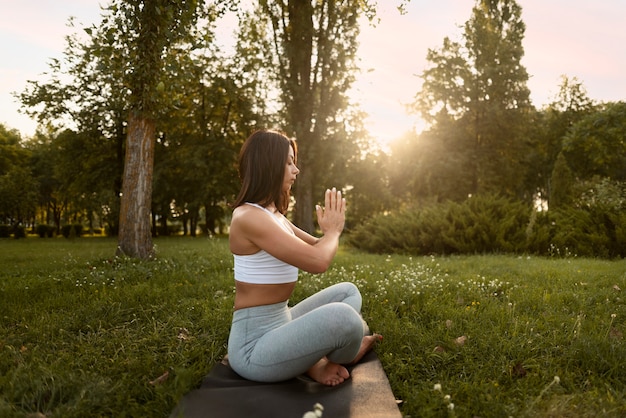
[290,223,319,245]
[231,188,346,274]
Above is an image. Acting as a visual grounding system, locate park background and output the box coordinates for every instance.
[1,1,625,417]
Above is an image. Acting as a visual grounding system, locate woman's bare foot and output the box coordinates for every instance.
[348,333,383,365]
[307,357,350,386]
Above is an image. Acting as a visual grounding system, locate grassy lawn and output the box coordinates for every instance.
[1,237,625,417]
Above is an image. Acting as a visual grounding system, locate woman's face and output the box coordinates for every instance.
[283,145,299,191]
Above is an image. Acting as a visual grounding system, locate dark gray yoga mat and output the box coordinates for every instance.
[170,351,401,418]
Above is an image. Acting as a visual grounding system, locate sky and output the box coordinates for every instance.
[1,0,626,146]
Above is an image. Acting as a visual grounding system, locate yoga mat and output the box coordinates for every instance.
[170,351,401,418]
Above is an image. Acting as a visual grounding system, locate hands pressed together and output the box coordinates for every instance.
[315,187,346,236]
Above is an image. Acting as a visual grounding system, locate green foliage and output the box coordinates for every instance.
[527,181,626,258]
[533,177,626,258]
[12,225,26,239]
[522,77,595,209]
[350,192,625,258]
[255,0,370,231]
[549,151,575,209]
[563,101,626,182]
[8,0,625,254]
[0,126,38,225]
[102,0,212,116]
[0,167,39,225]
[0,225,11,238]
[36,225,55,238]
[0,124,28,176]
[16,2,262,241]
[412,0,532,199]
[60,224,83,239]
[349,194,531,255]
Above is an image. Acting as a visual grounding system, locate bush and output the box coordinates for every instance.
[12,225,26,239]
[349,194,532,255]
[528,206,626,258]
[36,224,55,238]
[349,193,624,258]
[0,225,9,238]
[61,224,83,238]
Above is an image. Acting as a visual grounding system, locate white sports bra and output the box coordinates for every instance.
[233,203,299,284]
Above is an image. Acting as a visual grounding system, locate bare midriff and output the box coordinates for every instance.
[234,280,296,310]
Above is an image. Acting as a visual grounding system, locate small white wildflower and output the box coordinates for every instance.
[553,376,560,384]
[433,383,442,391]
[302,403,323,418]
[443,394,451,402]
[448,403,455,410]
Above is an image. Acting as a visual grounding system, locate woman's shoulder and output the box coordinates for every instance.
[230,205,266,250]
[233,203,260,214]
[231,204,251,221]
[232,203,268,225]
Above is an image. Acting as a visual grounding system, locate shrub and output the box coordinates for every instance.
[0,225,9,238]
[529,206,626,258]
[349,194,532,255]
[61,224,83,238]
[351,194,625,259]
[12,225,26,239]
[36,224,55,238]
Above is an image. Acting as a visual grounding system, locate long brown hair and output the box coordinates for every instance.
[232,129,297,214]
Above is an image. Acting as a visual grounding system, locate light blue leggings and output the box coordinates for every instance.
[227,282,366,382]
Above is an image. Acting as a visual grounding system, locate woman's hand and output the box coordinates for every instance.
[315,187,346,236]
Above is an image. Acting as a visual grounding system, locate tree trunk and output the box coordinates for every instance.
[189,210,198,237]
[294,167,314,233]
[160,212,168,236]
[116,112,155,259]
[151,211,157,237]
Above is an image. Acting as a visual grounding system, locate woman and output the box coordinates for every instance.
[227,129,381,386]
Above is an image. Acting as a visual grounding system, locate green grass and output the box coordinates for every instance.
[1,237,625,417]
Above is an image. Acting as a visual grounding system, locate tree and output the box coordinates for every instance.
[464,0,531,194]
[562,101,626,182]
[153,71,260,236]
[19,13,132,236]
[255,0,374,232]
[150,15,272,237]
[0,124,27,176]
[0,125,37,225]
[19,2,270,245]
[98,1,214,258]
[26,130,65,232]
[525,76,595,206]
[549,151,575,209]
[412,0,531,200]
[413,37,473,123]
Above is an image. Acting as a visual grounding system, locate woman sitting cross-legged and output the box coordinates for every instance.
[227,129,382,386]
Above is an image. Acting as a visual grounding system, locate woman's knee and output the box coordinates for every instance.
[336,281,362,310]
[327,302,363,336]
[338,281,360,295]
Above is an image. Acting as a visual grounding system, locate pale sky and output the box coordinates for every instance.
[1,1,625,146]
